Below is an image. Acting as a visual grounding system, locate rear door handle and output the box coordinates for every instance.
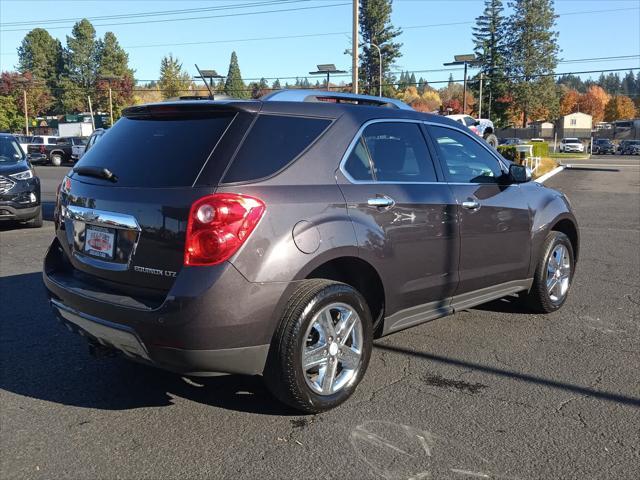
[367,196,395,209]
[461,200,480,210]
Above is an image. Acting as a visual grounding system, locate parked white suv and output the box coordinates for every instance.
[559,138,584,153]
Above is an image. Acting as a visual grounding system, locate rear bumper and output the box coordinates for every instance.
[43,239,290,376]
[51,299,270,375]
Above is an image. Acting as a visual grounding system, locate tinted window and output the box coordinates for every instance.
[344,138,374,181]
[32,137,43,144]
[47,138,57,144]
[429,125,503,183]
[75,115,233,187]
[57,138,69,145]
[223,115,331,183]
[362,122,437,182]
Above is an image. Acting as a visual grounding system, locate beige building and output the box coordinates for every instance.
[556,112,593,139]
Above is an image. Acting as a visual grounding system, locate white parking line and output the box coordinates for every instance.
[565,164,640,168]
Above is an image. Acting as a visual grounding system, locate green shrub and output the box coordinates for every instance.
[497,145,517,161]
[532,142,549,158]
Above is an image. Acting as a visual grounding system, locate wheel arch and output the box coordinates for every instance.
[550,217,579,263]
[304,256,385,331]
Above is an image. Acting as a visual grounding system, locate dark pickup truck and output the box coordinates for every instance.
[28,137,86,166]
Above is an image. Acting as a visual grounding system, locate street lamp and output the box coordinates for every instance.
[309,64,347,91]
[443,54,477,114]
[369,43,383,97]
[99,75,122,126]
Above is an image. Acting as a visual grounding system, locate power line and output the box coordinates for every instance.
[0,0,301,27]
[0,1,301,27]
[29,67,640,94]
[0,2,349,32]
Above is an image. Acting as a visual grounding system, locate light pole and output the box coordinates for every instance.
[443,54,477,114]
[352,0,359,94]
[369,42,382,97]
[309,64,347,91]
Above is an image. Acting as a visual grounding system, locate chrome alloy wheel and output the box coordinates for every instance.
[546,244,571,303]
[301,302,364,396]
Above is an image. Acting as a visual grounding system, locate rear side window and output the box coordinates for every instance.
[222,115,331,183]
[345,122,438,183]
[75,115,233,187]
[32,137,43,144]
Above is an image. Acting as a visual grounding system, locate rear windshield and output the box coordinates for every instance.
[222,114,331,183]
[74,115,234,187]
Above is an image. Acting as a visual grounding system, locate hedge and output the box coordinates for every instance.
[497,143,549,163]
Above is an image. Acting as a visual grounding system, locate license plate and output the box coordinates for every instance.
[84,225,116,259]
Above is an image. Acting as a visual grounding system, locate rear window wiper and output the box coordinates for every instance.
[73,166,118,183]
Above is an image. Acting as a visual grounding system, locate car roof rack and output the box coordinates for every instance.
[261,89,414,110]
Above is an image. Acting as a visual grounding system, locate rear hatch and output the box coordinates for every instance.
[55,102,256,294]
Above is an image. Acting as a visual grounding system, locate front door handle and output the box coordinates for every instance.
[367,196,395,209]
[461,199,480,210]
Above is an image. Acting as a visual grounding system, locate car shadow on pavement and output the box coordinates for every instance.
[375,343,640,408]
[470,295,536,314]
[0,272,296,416]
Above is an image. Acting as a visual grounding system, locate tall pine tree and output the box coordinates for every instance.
[224,51,248,99]
[358,0,402,96]
[506,0,560,126]
[17,28,63,90]
[95,32,135,120]
[472,0,509,124]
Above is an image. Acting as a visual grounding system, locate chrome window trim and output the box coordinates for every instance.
[338,118,509,186]
[63,205,141,231]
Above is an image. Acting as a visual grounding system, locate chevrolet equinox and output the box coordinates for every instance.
[43,90,579,412]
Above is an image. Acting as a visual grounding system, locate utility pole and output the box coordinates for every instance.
[462,62,468,114]
[370,43,382,97]
[23,89,29,135]
[87,96,96,130]
[352,0,359,94]
[108,86,114,126]
[478,73,483,118]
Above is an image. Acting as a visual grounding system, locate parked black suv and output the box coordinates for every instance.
[28,136,85,166]
[591,138,615,155]
[44,91,579,412]
[0,134,42,227]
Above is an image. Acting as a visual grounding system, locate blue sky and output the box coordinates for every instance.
[1,0,639,86]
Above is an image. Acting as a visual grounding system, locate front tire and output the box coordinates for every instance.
[25,207,43,228]
[524,231,574,313]
[264,279,373,413]
[51,154,62,166]
[484,133,498,149]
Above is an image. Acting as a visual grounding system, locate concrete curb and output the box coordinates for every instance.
[535,165,565,184]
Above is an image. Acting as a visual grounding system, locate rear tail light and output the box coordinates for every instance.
[184,193,266,266]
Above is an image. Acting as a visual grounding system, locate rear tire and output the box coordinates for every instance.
[51,154,62,166]
[484,133,498,149]
[264,279,373,413]
[524,231,574,313]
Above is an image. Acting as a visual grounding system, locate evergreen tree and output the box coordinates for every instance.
[64,19,98,92]
[472,0,509,124]
[506,0,560,126]
[158,54,191,99]
[224,51,248,98]
[409,72,416,87]
[358,0,402,96]
[272,79,282,90]
[621,70,636,96]
[598,73,621,95]
[557,74,585,93]
[95,32,134,119]
[17,28,63,90]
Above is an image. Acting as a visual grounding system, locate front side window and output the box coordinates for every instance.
[343,122,438,183]
[0,136,24,163]
[428,125,504,183]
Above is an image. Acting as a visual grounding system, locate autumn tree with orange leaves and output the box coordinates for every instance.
[577,85,610,123]
[559,89,580,116]
[604,96,637,122]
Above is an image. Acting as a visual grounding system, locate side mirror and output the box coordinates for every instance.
[509,163,532,183]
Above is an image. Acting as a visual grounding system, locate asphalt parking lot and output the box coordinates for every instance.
[1,156,639,479]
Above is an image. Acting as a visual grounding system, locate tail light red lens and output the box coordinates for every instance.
[184,193,266,266]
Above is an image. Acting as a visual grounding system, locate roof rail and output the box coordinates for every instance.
[261,89,414,111]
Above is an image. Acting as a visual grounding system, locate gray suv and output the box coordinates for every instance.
[44,90,579,412]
